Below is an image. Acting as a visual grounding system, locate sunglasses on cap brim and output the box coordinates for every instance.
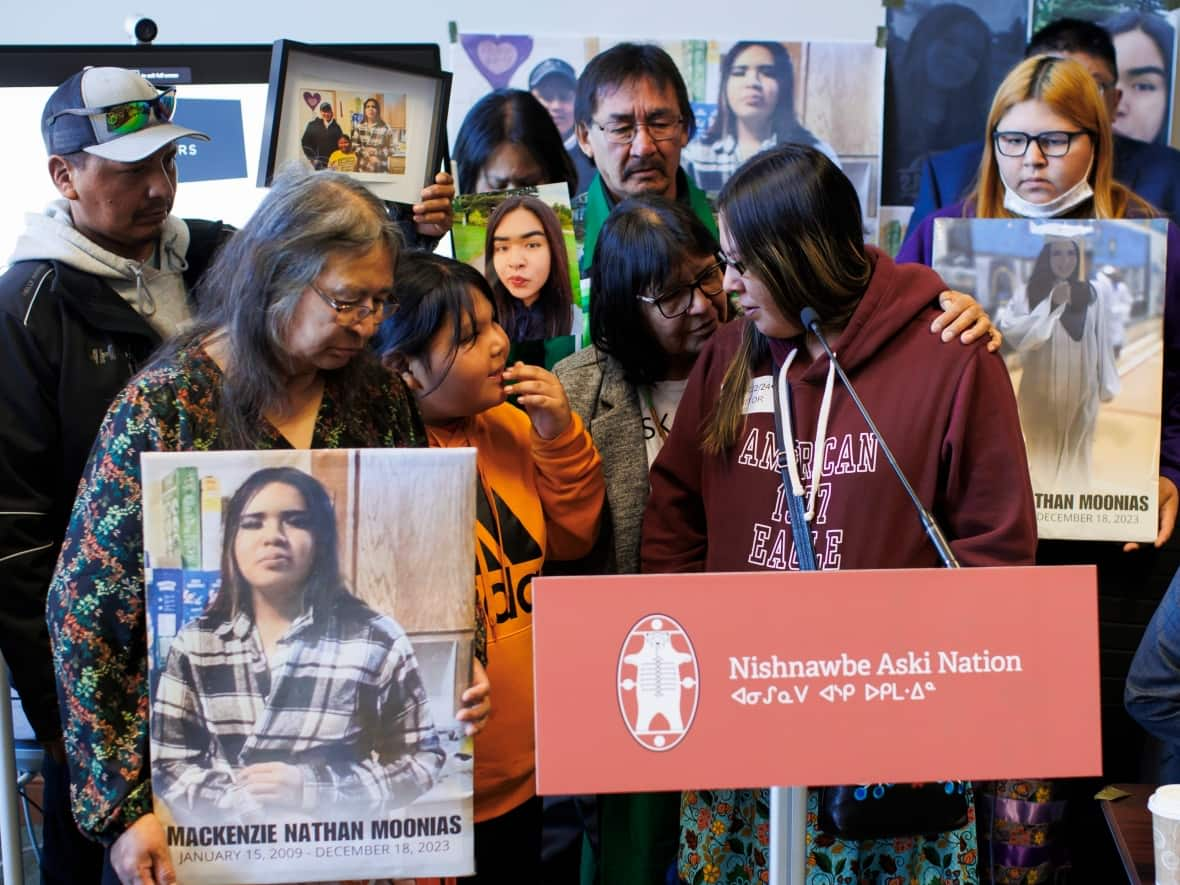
[49,89,177,137]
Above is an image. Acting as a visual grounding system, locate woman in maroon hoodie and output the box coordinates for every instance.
[641,143,1037,884]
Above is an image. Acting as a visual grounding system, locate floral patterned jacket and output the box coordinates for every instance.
[46,344,424,844]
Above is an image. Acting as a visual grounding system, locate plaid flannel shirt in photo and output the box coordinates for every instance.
[151,597,445,817]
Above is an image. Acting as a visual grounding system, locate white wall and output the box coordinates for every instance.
[2,0,886,49]
[0,0,889,247]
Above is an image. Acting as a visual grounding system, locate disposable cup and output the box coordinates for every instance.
[1148,785,1180,884]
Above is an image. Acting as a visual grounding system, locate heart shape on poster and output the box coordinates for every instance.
[303,91,322,110]
[460,34,534,89]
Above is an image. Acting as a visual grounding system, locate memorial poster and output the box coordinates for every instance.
[142,448,476,882]
[932,217,1166,541]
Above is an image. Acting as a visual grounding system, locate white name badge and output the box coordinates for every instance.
[743,375,774,415]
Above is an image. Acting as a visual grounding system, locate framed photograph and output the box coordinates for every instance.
[259,39,451,204]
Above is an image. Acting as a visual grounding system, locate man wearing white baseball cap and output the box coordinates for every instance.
[0,66,230,884]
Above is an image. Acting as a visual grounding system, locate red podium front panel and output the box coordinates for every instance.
[532,566,1100,794]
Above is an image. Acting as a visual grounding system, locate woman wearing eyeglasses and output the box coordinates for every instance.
[899,54,1180,543]
[46,169,491,885]
[642,142,1036,885]
[556,196,727,576]
[552,195,725,884]
[551,192,1000,884]
[899,54,1180,884]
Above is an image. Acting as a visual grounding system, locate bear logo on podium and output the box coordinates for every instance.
[617,614,699,751]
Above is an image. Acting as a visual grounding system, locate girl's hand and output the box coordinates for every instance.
[931,290,1001,352]
[457,658,491,736]
[413,171,455,238]
[238,762,305,806]
[503,362,573,440]
[1050,280,1072,308]
[109,813,176,885]
[1124,476,1179,551]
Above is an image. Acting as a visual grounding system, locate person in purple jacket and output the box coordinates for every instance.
[899,53,1180,881]
[899,54,1180,547]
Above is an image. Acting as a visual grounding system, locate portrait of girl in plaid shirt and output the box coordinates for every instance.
[150,466,445,819]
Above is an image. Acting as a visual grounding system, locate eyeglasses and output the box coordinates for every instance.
[592,117,684,145]
[310,282,397,325]
[49,89,177,137]
[719,252,747,277]
[993,129,1091,158]
[638,258,727,319]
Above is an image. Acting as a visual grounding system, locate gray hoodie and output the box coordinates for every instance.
[7,200,194,338]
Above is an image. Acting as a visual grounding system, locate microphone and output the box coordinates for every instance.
[798,307,960,569]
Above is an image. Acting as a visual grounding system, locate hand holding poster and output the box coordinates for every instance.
[143,449,476,883]
[932,217,1167,540]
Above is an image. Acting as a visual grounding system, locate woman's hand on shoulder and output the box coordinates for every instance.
[457,657,491,737]
[109,813,176,885]
[504,361,573,441]
[932,290,1001,352]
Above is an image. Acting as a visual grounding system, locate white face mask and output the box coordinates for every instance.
[1001,157,1094,219]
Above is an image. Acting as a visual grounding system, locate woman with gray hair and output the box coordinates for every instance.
[46,169,490,885]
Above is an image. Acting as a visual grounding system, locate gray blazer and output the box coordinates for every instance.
[553,347,650,574]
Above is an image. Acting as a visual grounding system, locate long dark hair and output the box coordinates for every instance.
[453,89,576,198]
[590,195,721,386]
[361,96,386,126]
[484,195,573,340]
[1103,10,1175,145]
[1027,239,1093,313]
[895,4,993,151]
[205,467,350,624]
[703,42,819,149]
[373,252,494,382]
[159,169,402,448]
[704,144,872,453]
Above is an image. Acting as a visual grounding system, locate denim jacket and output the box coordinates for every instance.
[1126,568,1180,782]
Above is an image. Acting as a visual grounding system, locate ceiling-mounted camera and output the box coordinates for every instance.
[125,15,158,45]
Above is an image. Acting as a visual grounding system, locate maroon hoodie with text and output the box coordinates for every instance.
[641,247,1037,574]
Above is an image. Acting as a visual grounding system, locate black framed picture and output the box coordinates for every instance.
[259,40,451,204]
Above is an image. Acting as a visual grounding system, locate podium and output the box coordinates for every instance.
[533,566,1101,884]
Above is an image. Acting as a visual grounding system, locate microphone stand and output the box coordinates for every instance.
[769,308,961,885]
[799,307,960,569]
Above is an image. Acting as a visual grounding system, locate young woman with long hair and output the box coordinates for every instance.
[643,143,1036,884]
[686,41,837,194]
[899,53,1180,882]
[484,194,574,342]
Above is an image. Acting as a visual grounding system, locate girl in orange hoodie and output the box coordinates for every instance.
[376,253,604,881]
